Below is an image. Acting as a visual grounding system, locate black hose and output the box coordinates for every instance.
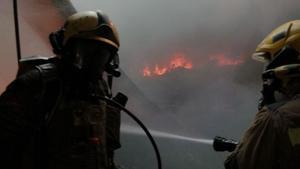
[97,96,162,169]
[13,0,22,64]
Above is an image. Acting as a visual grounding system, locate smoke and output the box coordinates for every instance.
[71,0,300,137]
[0,0,300,168]
[0,0,17,92]
[0,0,69,93]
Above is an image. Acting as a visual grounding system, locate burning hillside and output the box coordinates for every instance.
[143,52,193,77]
[142,52,245,77]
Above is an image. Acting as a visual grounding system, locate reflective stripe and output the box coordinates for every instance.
[288,128,300,146]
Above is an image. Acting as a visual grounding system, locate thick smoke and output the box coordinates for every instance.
[71,1,300,168]
[1,0,300,168]
[0,0,68,92]
[72,0,300,136]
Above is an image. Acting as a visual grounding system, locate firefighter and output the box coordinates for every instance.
[225,20,300,169]
[0,10,123,169]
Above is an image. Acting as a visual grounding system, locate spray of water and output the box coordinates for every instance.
[121,125,213,145]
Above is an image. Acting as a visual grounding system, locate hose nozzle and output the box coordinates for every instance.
[213,136,238,152]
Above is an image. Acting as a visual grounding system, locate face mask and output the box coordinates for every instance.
[71,39,112,80]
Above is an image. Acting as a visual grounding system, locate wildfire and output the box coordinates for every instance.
[143,52,193,77]
[142,52,244,77]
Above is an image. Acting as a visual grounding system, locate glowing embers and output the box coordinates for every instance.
[209,54,244,66]
[143,66,152,76]
[143,52,193,77]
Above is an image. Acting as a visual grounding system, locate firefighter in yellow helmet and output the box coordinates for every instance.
[50,10,121,78]
[0,10,126,169]
[225,20,300,169]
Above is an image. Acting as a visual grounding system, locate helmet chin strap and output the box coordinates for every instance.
[258,70,281,110]
[259,80,277,110]
[107,74,113,98]
[105,53,121,96]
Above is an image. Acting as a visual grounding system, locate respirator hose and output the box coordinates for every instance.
[97,96,162,169]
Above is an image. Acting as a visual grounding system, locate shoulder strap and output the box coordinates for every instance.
[17,56,57,77]
[32,62,62,169]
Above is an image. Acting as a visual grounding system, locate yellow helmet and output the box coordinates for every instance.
[63,10,120,49]
[252,20,300,79]
[253,20,300,62]
[49,10,121,77]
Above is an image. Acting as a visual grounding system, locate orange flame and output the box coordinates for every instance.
[142,52,244,77]
[143,52,193,77]
[154,65,168,75]
[170,53,193,69]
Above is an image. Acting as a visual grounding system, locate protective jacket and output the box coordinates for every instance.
[0,58,121,169]
[225,95,300,169]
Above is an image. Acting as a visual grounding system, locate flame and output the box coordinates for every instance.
[143,66,152,77]
[210,54,244,66]
[143,52,193,77]
[142,52,244,77]
[170,53,193,69]
[154,65,168,75]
